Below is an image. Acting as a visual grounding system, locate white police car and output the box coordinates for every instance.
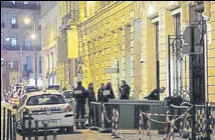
[16,91,74,134]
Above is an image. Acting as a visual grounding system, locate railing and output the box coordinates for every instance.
[1,1,40,10]
[1,44,41,51]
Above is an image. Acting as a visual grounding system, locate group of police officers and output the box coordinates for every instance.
[72,80,130,128]
[72,80,166,129]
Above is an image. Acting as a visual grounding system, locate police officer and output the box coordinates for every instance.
[97,83,105,102]
[144,87,165,100]
[73,81,87,128]
[119,80,131,100]
[103,82,115,102]
[86,83,96,126]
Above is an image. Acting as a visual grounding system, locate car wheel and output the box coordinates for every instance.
[66,126,74,134]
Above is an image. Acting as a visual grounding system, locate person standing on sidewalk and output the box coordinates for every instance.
[119,80,131,100]
[103,82,115,102]
[97,83,105,102]
[73,81,87,128]
[86,83,96,126]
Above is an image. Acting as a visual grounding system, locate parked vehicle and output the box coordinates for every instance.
[16,91,74,134]
[62,90,75,111]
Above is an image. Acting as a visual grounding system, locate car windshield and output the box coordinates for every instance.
[26,94,66,106]
[63,91,73,98]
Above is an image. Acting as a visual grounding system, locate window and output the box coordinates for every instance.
[25,36,31,48]
[26,56,32,72]
[11,14,17,24]
[24,1,29,5]
[155,22,160,93]
[39,56,42,73]
[11,35,17,46]
[26,94,66,106]
[173,13,181,92]
[1,33,3,45]
[1,13,3,23]
[10,61,14,68]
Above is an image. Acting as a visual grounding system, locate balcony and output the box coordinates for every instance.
[11,24,18,29]
[1,1,40,10]
[22,45,41,51]
[1,22,5,28]
[1,44,41,51]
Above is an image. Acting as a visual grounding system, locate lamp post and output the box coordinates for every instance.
[24,16,37,86]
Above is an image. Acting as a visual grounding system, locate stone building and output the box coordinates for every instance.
[77,1,215,104]
[40,1,58,87]
[1,1,42,89]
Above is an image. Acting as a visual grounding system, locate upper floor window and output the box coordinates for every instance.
[24,1,29,5]
[174,13,181,36]
[25,36,31,48]
[11,35,17,46]
[10,1,16,5]
[10,61,14,68]
[1,13,3,23]
[11,14,17,24]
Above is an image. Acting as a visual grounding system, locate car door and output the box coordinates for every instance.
[16,95,27,128]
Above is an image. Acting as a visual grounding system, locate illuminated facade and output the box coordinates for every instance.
[57,1,79,89]
[40,1,58,87]
[77,1,215,103]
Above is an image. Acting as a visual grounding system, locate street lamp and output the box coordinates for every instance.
[24,17,31,25]
[24,16,38,86]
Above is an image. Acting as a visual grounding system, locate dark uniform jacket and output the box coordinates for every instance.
[103,86,115,102]
[97,88,105,102]
[87,87,96,105]
[119,84,130,99]
[73,86,87,104]
[145,89,160,100]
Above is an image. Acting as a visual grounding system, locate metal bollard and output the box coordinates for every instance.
[53,130,57,140]
[9,110,13,140]
[44,123,48,140]
[28,112,32,140]
[35,120,39,140]
[3,107,6,140]
[13,114,17,140]
[7,109,10,140]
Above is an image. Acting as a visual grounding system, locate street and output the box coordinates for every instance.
[16,129,186,140]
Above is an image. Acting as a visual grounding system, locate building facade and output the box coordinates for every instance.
[57,1,79,89]
[1,1,42,89]
[40,1,58,87]
[77,1,214,104]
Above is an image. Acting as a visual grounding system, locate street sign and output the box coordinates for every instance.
[104,68,119,74]
[182,26,203,54]
[182,44,203,54]
[183,26,201,44]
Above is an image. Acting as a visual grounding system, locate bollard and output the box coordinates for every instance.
[9,110,13,140]
[138,112,143,140]
[44,123,48,140]
[28,112,32,140]
[3,107,6,140]
[7,109,10,140]
[13,114,17,140]
[35,120,38,140]
[111,108,120,138]
[53,130,57,140]
[22,111,27,140]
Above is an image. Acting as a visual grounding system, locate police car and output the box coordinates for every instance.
[16,91,74,134]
